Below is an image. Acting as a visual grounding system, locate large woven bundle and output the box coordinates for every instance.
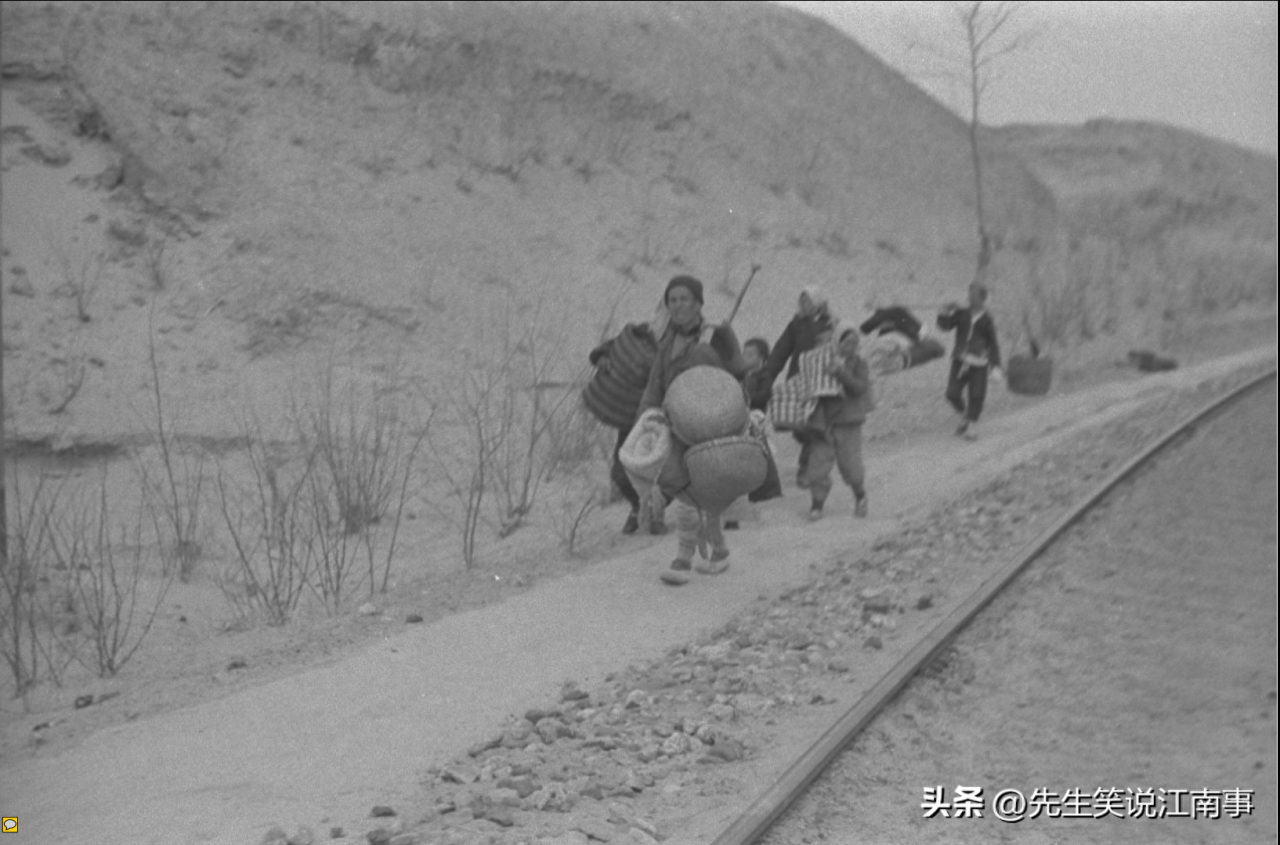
[684,435,769,512]
[582,371,643,429]
[664,366,748,445]
[581,325,658,429]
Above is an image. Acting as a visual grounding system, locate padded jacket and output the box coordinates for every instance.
[937,307,1001,368]
[640,320,746,412]
[765,310,835,383]
[811,352,873,429]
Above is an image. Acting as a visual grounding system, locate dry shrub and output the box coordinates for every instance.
[428,302,590,565]
[291,359,429,598]
[214,427,315,627]
[0,468,67,697]
[49,468,173,678]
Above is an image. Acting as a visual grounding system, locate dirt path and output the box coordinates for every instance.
[764,378,1277,845]
[0,346,1273,845]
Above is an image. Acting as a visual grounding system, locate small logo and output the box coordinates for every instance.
[1,817,16,833]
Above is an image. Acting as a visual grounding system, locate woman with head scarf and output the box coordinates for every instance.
[763,286,836,486]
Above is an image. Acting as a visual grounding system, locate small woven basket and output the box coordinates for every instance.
[1006,354,1053,395]
[664,366,749,445]
[683,434,769,512]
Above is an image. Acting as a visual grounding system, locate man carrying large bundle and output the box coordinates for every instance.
[636,275,752,586]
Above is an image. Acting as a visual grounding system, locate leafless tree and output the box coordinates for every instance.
[910,2,1037,274]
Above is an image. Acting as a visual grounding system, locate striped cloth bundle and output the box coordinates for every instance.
[767,345,841,431]
[581,324,659,429]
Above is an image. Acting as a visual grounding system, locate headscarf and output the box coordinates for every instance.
[799,285,829,317]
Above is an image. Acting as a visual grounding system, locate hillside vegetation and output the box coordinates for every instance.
[996,119,1276,346]
[1,0,1274,438]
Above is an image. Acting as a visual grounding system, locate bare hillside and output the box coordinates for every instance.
[2,1,1067,438]
[1,0,1273,449]
[996,120,1276,333]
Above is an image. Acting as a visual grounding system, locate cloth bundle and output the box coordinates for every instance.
[768,344,842,430]
[619,408,672,489]
[864,332,914,375]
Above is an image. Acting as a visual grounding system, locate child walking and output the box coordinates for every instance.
[724,337,774,531]
[937,282,1003,440]
[804,324,872,520]
[740,337,773,413]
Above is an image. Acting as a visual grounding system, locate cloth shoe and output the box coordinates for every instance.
[695,547,730,575]
[622,510,640,535]
[962,423,979,441]
[659,558,692,586]
[955,419,970,437]
[808,505,824,522]
[854,495,868,518]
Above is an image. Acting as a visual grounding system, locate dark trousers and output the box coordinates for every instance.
[945,359,988,422]
[793,429,816,475]
[807,423,866,506]
[611,426,641,511]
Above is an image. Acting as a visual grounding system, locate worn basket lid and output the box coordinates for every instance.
[664,366,749,446]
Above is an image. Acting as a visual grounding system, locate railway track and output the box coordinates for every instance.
[713,368,1278,844]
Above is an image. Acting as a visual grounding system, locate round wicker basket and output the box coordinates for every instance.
[684,434,769,511]
[664,366,749,445]
[1006,354,1053,395]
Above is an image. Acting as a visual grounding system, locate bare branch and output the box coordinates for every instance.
[48,362,85,415]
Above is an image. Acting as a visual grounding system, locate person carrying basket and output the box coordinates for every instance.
[632,274,761,586]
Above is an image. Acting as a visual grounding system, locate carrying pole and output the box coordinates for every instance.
[725,264,761,326]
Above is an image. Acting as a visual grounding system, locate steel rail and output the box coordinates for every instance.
[711,365,1278,845]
